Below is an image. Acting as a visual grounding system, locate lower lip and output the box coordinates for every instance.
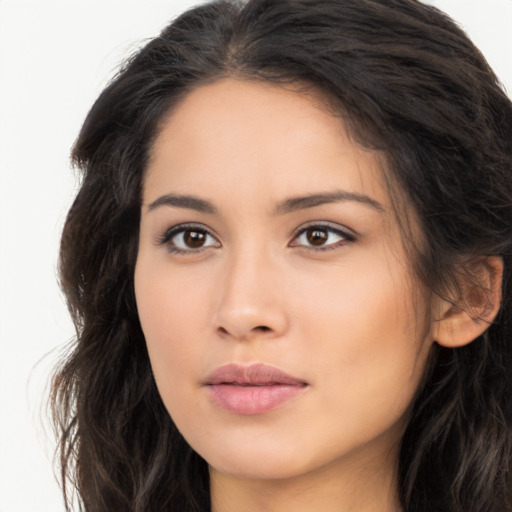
[207,384,306,415]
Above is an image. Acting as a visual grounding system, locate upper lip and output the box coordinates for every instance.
[204,363,307,386]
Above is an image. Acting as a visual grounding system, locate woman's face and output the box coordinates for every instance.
[135,79,435,481]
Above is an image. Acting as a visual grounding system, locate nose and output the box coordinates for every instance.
[213,248,289,341]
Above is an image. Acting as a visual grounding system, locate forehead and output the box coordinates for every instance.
[144,78,389,210]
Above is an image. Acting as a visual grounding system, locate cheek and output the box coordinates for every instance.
[293,250,420,350]
[134,257,213,403]
[135,249,213,338]
[293,253,429,423]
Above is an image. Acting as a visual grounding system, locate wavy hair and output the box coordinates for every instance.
[52,1,512,511]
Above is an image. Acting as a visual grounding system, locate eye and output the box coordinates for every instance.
[158,224,220,254]
[290,223,354,251]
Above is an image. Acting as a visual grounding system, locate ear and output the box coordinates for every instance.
[434,256,503,348]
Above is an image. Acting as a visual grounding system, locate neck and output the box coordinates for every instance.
[209,447,402,512]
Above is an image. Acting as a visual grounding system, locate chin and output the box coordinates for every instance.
[208,457,311,481]
[196,437,322,481]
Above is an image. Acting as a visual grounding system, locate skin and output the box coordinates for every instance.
[135,78,438,512]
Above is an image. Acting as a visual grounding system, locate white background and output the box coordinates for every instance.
[0,1,510,511]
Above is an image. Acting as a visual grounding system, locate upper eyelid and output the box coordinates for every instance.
[292,221,356,239]
[156,222,220,245]
[156,220,356,246]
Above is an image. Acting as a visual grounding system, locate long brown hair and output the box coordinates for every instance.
[52,1,512,510]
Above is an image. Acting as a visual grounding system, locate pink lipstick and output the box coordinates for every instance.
[204,363,308,415]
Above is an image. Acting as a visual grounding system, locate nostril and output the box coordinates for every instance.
[216,324,273,340]
[254,326,271,332]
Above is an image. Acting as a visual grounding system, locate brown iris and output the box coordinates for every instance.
[306,227,329,246]
[184,230,207,248]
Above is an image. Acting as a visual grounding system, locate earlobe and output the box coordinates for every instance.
[434,256,503,348]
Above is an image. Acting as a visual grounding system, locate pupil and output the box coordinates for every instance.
[307,228,328,246]
[184,230,206,248]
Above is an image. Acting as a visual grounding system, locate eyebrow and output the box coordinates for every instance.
[147,194,218,214]
[146,190,384,215]
[273,190,385,215]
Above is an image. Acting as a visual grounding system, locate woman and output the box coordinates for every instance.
[52,0,512,511]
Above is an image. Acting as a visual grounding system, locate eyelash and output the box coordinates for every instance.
[157,222,356,254]
[157,223,220,254]
[291,222,355,252]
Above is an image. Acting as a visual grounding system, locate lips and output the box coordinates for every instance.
[204,363,308,415]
